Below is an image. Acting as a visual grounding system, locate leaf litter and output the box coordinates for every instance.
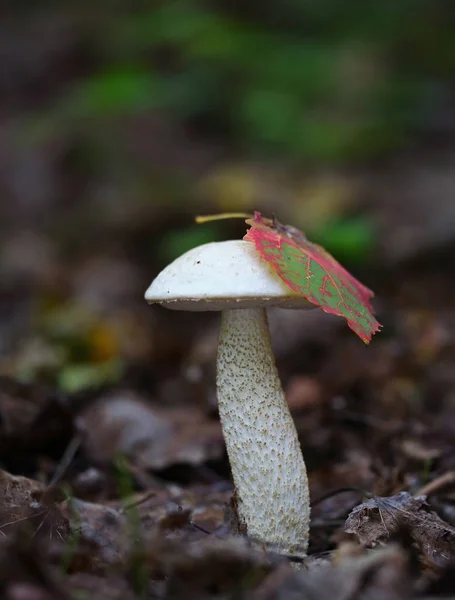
[1,203,455,599]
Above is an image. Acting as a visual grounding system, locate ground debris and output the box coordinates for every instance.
[59,497,128,568]
[253,544,410,600]
[79,390,223,470]
[345,492,455,571]
[0,469,69,543]
[146,534,274,598]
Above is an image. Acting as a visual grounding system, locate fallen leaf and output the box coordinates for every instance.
[134,484,232,537]
[147,534,272,596]
[244,212,381,343]
[60,498,127,567]
[0,469,45,506]
[0,469,69,543]
[79,391,223,470]
[345,491,455,570]
[253,544,410,600]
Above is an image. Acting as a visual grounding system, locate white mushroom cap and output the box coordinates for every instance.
[145,240,313,311]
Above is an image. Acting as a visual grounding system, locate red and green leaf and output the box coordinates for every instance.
[244,212,381,344]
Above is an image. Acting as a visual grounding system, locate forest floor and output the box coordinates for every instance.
[1,219,455,600]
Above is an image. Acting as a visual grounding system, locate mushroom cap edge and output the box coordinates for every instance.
[145,240,314,311]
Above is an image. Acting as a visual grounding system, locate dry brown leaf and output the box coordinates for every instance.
[252,544,410,600]
[147,534,272,597]
[79,391,223,470]
[345,492,455,570]
[60,498,127,567]
[0,469,68,542]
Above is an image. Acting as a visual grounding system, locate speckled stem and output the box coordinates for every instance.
[216,307,310,555]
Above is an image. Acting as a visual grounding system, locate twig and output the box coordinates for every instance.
[120,490,157,514]
[416,471,455,497]
[49,435,81,487]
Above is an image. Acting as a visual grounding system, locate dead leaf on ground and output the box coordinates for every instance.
[136,485,233,538]
[252,544,410,600]
[0,469,69,542]
[79,391,223,470]
[345,491,455,570]
[0,468,45,505]
[146,534,273,597]
[59,498,127,567]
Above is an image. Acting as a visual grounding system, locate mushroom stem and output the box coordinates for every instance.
[216,307,310,554]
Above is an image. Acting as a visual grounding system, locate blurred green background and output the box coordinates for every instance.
[1,0,455,392]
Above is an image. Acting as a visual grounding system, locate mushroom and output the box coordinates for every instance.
[145,239,313,555]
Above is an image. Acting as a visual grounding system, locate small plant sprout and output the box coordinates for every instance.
[145,212,381,557]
